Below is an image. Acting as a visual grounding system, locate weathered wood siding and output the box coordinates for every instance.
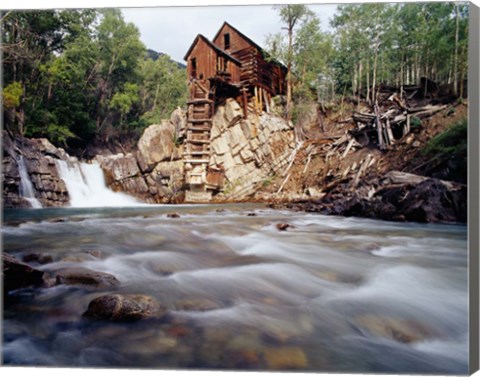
[212,24,286,95]
[186,37,240,83]
[213,23,251,53]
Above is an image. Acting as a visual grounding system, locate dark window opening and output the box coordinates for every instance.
[191,58,197,78]
[216,56,228,72]
[224,33,230,50]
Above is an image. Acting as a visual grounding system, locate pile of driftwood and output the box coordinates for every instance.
[351,91,447,150]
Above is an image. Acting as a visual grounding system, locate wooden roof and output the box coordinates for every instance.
[212,21,287,69]
[183,34,242,65]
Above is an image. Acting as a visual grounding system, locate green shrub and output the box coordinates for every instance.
[422,118,467,156]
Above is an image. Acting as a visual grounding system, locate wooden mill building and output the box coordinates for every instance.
[183,22,287,201]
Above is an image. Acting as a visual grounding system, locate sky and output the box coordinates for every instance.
[121,4,338,63]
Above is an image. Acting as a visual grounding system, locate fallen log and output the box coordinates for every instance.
[381,171,466,191]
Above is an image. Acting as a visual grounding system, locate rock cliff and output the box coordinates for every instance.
[2,131,69,208]
[97,100,296,203]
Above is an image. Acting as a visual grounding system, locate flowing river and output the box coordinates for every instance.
[2,205,468,373]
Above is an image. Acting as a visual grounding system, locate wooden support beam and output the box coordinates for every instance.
[259,87,263,113]
[242,88,248,119]
[263,88,270,113]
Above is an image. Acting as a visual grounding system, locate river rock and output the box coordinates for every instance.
[22,253,53,265]
[354,314,434,343]
[175,298,220,312]
[55,268,120,288]
[276,223,293,231]
[263,346,308,369]
[83,294,164,321]
[2,252,46,292]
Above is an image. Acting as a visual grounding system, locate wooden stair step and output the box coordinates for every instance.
[187,126,211,131]
[184,159,210,163]
[187,139,210,144]
[188,99,212,104]
[187,151,210,155]
[189,118,213,123]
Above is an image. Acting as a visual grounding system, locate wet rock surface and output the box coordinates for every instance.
[2,131,69,208]
[22,253,54,265]
[83,294,164,321]
[263,347,308,369]
[54,268,120,288]
[2,252,47,292]
[354,314,434,344]
[282,171,466,224]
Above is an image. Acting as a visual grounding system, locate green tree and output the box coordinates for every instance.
[1,9,96,136]
[94,9,146,134]
[274,4,313,125]
[138,54,187,125]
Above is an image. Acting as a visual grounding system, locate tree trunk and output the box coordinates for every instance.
[153,82,160,110]
[453,3,460,96]
[366,59,370,104]
[372,40,379,103]
[286,24,293,122]
[352,63,357,98]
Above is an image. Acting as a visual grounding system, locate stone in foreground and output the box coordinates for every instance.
[55,268,120,288]
[83,294,164,321]
[2,252,46,292]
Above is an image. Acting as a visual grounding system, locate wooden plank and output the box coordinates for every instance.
[187,99,213,104]
[189,119,213,123]
[352,154,374,187]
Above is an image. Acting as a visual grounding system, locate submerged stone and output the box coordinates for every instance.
[276,223,293,231]
[83,294,165,321]
[263,346,308,369]
[2,252,46,292]
[354,314,434,343]
[22,253,53,265]
[55,268,120,288]
[175,298,220,312]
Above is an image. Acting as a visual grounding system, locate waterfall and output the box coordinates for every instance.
[56,159,141,208]
[17,156,42,208]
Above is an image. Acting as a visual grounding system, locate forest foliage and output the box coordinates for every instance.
[268,2,468,119]
[2,9,187,148]
[1,3,469,149]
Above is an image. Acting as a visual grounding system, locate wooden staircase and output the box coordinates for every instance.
[184,79,214,202]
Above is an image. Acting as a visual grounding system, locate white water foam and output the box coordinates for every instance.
[17,156,42,208]
[56,159,140,208]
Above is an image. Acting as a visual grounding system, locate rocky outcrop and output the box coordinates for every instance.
[2,131,69,208]
[3,100,297,206]
[83,294,165,321]
[137,120,176,172]
[209,99,296,200]
[97,114,185,203]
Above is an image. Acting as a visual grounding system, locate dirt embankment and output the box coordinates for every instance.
[262,95,467,224]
